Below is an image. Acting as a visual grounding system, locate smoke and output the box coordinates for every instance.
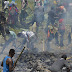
[1,0,72,58]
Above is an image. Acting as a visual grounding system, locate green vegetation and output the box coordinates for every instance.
[5,0,35,34]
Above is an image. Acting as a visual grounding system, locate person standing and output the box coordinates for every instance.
[48,7,56,25]
[1,49,15,72]
[58,19,65,47]
[0,11,6,41]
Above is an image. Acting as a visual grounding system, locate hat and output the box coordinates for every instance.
[59,19,64,23]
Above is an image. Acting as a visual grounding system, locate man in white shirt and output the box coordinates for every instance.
[17,30,36,50]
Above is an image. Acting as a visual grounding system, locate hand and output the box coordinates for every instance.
[14,63,16,68]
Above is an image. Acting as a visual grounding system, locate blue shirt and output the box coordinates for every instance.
[3,56,14,72]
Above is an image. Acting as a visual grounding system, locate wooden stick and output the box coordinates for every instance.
[43,39,45,51]
[14,47,25,67]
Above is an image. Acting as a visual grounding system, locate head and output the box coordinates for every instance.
[17,32,22,37]
[9,49,15,57]
[6,29,10,34]
[61,54,67,60]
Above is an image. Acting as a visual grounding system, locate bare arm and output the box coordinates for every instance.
[1,61,3,67]
[7,58,14,72]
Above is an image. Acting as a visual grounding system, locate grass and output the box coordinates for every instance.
[0,0,2,11]
[8,0,34,11]
[4,0,34,33]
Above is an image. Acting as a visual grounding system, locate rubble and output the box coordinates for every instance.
[14,51,58,72]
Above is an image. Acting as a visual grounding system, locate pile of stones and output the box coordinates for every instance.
[14,51,60,72]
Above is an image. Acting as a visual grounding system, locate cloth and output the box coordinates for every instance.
[18,31,35,49]
[48,10,56,25]
[4,1,9,9]
[3,56,14,72]
[22,31,35,42]
[34,6,44,24]
[22,31,34,38]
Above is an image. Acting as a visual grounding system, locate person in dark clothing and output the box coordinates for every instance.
[34,5,44,33]
[68,32,71,45]
[49,54,70,72]
[19,9,28,25]
[58,19,65,47]
[0,11,6,41]
[54,23,59,46]
[48,7,56,25]
[46,26,54,50]
[55,32,59,45]
[20,0,28,25]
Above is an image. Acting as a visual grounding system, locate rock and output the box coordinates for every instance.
[45,59,51,63]
[14,51,58,72]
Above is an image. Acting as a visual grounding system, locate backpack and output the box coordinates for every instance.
[9,5,18,15]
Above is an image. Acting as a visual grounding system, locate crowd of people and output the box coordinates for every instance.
[45,0,72,49]
[1,0,72,72]
[0,0,72,52]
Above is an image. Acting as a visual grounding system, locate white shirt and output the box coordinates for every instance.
[22,31,35,42]
[4,1,9,9]
[22,31,34,38]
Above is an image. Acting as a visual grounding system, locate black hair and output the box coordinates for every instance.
[6,29,10,34]
[17,33,22,37]
[61,54,67,60]
[9,49,15,54]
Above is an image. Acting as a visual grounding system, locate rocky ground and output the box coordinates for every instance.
[14,51,72,72]
[14,51,58,72]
